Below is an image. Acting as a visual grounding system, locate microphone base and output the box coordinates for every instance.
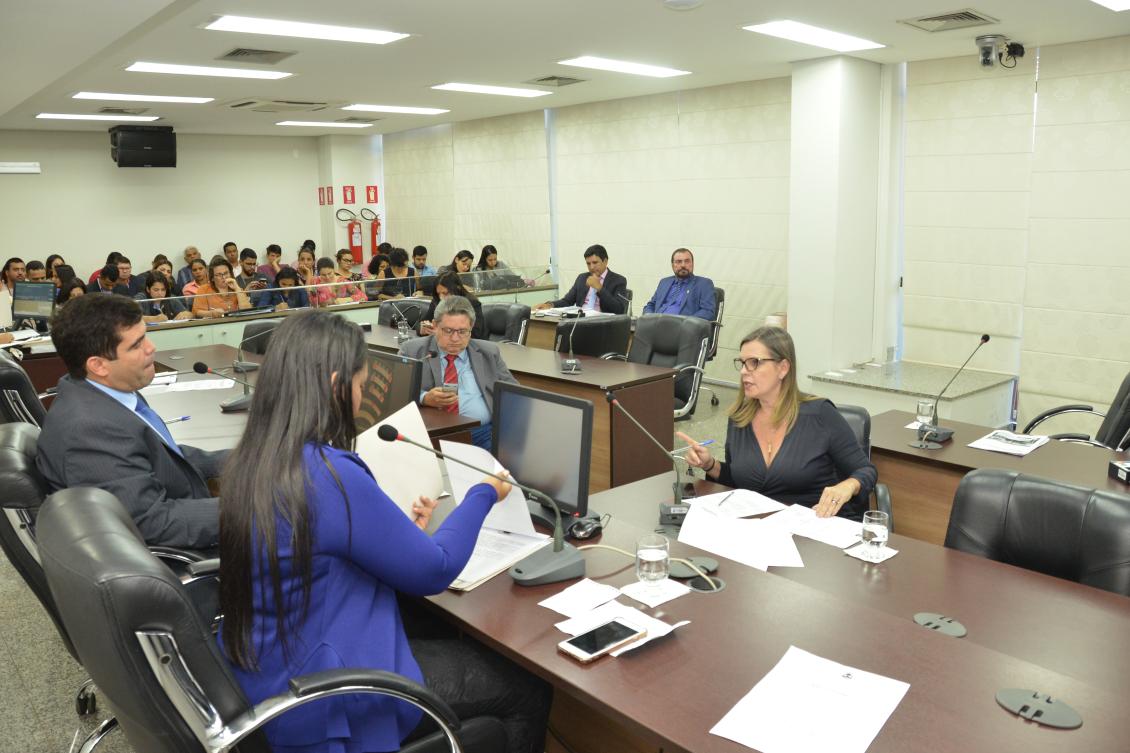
[509,542,585,586]
[232,360,259,373]
[908,440,943,450]
[560,358,582,374]
[220,393,253,413]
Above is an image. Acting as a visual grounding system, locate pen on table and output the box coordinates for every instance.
[672,439,715,454]
[717,491,735,508]
[164,416,191,425]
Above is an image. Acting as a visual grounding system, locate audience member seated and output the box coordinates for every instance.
[257,243,287,283]
[401,295,516,450]
[378,247,417,299]
[419,271,486,340]
[115,255,142,295]
[191,258,253,319]
[311,257,366,307]
[365,253,392,299]
[56,278,86,306]
[3,257,26,295]
[150,256,182,296]
[135,271,192,323]
[642,247,716,320]
[25,260,47,282]
[412,244,436,277]
[36,294,225,547]
[175,245,200,289]
[88,252,123,284]
[181,258,209,297]
[222,241,239,270]
[51,264,77,289]
[336,248,363,282]
[679,326,877,520]
[218,309,550,753]
[87,264,131,296]
[438,250,476,289]
[294,247,317,285]
[44,254,66,282]
[263,267,309,311]
[235,248,271,305]
[534,244,628,314]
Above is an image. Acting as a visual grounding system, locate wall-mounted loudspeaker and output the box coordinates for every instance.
[109,125,176,168]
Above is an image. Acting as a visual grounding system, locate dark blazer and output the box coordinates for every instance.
[86,280,132,297]
[399,336,517,415]
[36,376,226,547]
[552,269,628,314]
[643,275,716,320]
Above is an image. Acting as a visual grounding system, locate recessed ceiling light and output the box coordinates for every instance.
[558,56,690,78]
[73,92,214,104]
[37,113,160,121]
[276,121,373,128]
[432,83,551,98]
[743,20,884,52]
[1088,0,1130,9]
[206,15,408,44]
[127,61,292,79]
[343,104,449,115]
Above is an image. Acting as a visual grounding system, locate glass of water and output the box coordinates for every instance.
[915,399,934,427]
[636,533,670,594]
[861,510,890,562]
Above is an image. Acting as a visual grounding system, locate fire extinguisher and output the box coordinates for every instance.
[361,207,381,259]
[336,208,366,258]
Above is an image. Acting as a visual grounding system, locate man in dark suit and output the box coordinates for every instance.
[86,263,131,297]
[643,247,716,320]
[37,294,224,548]
[400,295,517,449]
[535,244,628,315]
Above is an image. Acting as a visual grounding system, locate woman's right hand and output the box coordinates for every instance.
[419,320,435,335]
[481,471,512,502]
[675,431,713,469]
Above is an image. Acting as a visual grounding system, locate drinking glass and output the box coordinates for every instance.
[635,533,670,594]
[861,510,890,562]
[396,318,411,343]
[915,399,934,427]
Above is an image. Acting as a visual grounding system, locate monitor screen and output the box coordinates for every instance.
[12,282,55,320]
[354,347,423,433]
[492,382,592,517]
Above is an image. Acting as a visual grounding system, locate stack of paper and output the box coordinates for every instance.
[761,505,863,549]
[678,503,804,571]
[533,305,582,318]
[357,402,445,518]
[968,429,1049,457]
[692,489,786,518]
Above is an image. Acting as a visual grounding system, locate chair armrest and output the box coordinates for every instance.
[874,483,893,535]
[37,387,57,400]
[1054,436,1112,449]
[186,557,220,578]
[214,669,462,752]
[1022,405,1104,434]
[674,363,705,376]
[149,546,209,565]
[601,353,627,360]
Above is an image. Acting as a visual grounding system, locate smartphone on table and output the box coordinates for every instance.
[558,619,646,663]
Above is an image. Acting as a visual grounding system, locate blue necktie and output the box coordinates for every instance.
[135,397,183,456]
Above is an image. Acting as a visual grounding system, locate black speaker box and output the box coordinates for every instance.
[109,126,176,168]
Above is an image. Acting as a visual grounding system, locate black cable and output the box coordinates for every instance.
[547,722,583,753]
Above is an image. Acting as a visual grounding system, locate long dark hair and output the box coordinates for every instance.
[475,244,497,270]
[431,270,476,305]
[220,310,368,670]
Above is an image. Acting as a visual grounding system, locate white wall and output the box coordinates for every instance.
[0,130,322,275]
[383,125,455,263]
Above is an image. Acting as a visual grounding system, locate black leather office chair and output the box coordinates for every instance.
[945,469,1130,596]
[378,298,430,328]
[0,347,48,426]
[1022,371,1130,450]
[481,302,531,345]
[555,314,632,359]
[239,320,280,356]
[835,405,894,531]
[607,314,710,421]
[698,287,726,407]
[37,487,507,753]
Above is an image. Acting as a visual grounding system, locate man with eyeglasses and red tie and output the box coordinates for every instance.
[399,295,517,450]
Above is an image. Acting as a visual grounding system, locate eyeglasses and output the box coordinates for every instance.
[439,327,471,338]
[733,356,780,372]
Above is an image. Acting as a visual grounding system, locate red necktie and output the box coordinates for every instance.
[443,354,459,413]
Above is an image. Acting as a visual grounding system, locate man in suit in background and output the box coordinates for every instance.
[400,295,518,450]
[643,248,716,320]
[37,294,224,548]
[87,264,131,297]
[535,244,629,314]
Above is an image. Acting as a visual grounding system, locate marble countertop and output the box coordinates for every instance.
[808,361,1016,400]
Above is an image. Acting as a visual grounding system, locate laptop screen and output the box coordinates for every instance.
[12,282,55,320]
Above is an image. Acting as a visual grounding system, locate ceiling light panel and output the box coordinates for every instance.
[343,104,449,115]
[127,61,292,79]
[432,83,551,98]
[74,92,213,104]
[277,121,373,128]
[1088,0,1130,9]
[558,56,690,78]
[206,15,408,44]
[743,20,884,52]
[37,113,160,121]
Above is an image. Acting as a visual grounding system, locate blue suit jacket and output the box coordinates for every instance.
[643,275,716,319]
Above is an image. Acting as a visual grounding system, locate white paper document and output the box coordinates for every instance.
[358,402,444,518]
[968,429,1049,457]
[533,305,581,317]
[553,600,689,656]
[762,505,862,550]
[538,578,621,617]
[710,646,910,753]
[450,528,548,592]
[440,441,536,536]
[844,543,899,563]
[166,378,234,392]
[679,502,804,571]
[619,578,691,608]
[693,489,786,518]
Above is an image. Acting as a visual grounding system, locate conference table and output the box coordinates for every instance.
[422,473,1130,752]
[366,327,675,492]
[869,410,1130,545]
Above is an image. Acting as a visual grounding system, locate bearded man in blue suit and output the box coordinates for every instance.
[642,248,716,320]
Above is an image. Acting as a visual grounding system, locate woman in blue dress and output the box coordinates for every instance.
[218,309,551,753]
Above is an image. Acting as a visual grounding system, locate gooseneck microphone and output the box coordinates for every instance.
[909,333,991,450]
[557,314,585,374]
[231,319,277,373]
[528,268,552,286]
[193,361,255,413]
[376,424,585,586]
[605,392,694,508]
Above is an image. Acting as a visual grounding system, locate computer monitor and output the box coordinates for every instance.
[354,347,423,433]
[12,282,55,321]
[491,382,593,517]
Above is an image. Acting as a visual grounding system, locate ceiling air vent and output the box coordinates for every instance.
[217,48,295,65]
[223,98,330,113]
[898,9,999,32]
[336,116,380,124]
[98,106,148,115]
[525,75,586,88]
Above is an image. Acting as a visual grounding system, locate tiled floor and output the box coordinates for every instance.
[0,382,741,752]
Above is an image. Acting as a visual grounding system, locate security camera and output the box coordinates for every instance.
[976,35,1005,68]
